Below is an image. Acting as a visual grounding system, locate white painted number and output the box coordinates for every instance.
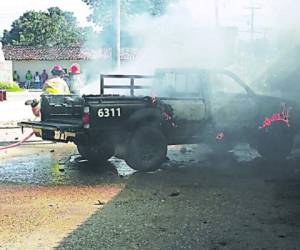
[98,108,121,118]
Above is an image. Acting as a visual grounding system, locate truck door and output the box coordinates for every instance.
[208,72,257,141]
[156,71,209,142]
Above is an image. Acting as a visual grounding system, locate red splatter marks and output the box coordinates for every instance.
[163,112,177,127]
[259,103,291,129]
[163,112,172,121]
[216,132,225,140]
[151,96,157,105]
[151,96,177,127]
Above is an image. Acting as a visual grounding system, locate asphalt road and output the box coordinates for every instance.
[58,146,300,250]
[1,140,300,249]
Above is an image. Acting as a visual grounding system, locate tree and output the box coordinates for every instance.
[1,7,85,47]
[81,0,176,69]
[82,0,176,28]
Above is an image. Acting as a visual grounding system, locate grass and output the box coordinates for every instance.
[0,81,24,92]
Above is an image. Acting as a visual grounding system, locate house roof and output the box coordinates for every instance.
[2,46,138,61]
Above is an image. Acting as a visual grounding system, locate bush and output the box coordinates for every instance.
[0,81,23,92]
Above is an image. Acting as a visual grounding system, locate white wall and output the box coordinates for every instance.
[12,59,111,82]
[0,61,13,82]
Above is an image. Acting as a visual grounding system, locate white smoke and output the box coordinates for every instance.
[120,1,239,75]
[81,0,300,95]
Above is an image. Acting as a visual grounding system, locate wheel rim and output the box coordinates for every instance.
[126,127,167,171]
[257,121,293,160]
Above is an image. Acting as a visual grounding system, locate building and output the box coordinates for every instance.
[2,46,138,82]
[0,44,12,82]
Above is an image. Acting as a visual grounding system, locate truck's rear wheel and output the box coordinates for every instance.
[125,126,167,172]
[77,144,114,164]
[255,122,294,161]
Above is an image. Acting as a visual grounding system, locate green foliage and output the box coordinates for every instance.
[82,0,176,28]
[1,7,85,47]
[0,81,23,92]
[81,0,176,47]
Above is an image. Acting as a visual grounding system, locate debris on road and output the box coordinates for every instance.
[94,200,106,206]
[169,191,180,197]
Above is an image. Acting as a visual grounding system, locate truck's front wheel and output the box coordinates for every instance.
[255,122,294,161]
[77,144,114,164]
[125,126,167,172]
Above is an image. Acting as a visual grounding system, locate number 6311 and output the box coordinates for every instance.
[98,108,121,118]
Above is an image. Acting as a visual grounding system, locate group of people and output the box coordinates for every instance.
[26,63,83,117]
[13,63,82,91]
[13,69,49,89]
[42,63,82,95]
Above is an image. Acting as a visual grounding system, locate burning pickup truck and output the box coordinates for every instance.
[19,68,300,171]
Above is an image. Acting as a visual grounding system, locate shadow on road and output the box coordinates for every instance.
[57,155,300,250]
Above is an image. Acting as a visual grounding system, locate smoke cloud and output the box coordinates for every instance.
[81,0,300,100]
[122,1,237,74]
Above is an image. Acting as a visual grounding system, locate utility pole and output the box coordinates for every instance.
[112,0,121,71]
[245,5,261,42]
[215,0,220,27]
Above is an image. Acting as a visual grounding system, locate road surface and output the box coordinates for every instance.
[1,138,300,250]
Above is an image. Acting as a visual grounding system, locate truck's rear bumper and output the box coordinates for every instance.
[18,121,81,141]
[18,121,81,131]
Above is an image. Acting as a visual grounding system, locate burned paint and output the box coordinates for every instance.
[163,110,177,128]
[151,96,157,105]
[259,103,291,129]
[163,99,206,121]
[216,132,225,140]
[151,96,177,127]
[163,112,172,121]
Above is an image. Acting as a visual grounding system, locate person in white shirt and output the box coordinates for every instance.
[33,71,41,89]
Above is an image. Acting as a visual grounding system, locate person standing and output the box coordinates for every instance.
[25,70,33,89]
[13,70,20,83]
[68,63,84,94]
[25,65,71,117]
[40,69,48,87]
[42,65,70,94]
[33,71,41,89]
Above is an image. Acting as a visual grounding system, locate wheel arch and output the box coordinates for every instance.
[126,108,163,130]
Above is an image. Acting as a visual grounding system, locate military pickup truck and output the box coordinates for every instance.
[19,69,300,171]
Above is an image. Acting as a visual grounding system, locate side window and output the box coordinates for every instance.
[209,74,247,95]
[187,74,204,98]
[174,74,187,93]
[153,72,204,98]
[153,72,176,97]
[173,73,203,98]
[159,72,176,86]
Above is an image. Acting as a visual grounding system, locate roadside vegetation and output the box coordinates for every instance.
[0,81,23,92]
[1,7,85,47]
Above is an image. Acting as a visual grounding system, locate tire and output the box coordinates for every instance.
[125,126,167,172]
[77,144,114,164]
[255,121,294,161]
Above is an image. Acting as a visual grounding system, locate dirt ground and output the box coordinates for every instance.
[0,184,123,250]
[0,143,125,250]
[1,141,300,250]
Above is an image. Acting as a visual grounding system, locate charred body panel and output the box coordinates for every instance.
[162,99,206,121]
